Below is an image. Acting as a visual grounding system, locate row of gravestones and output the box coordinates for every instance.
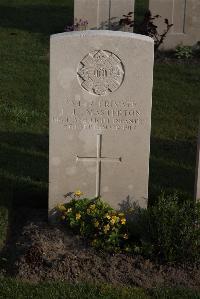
[74,0,200,50]
[48,3,200,217]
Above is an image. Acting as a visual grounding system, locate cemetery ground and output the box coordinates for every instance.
[0,0,200,297]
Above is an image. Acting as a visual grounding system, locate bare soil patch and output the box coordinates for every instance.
[1,208,200,289]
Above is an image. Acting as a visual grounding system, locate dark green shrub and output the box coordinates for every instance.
[126,194,200,262]
[125,206,153,256]
[149,194,200,262]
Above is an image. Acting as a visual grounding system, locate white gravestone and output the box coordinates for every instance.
[195,123,200,201]
[74,0,135,31]
[49,30,154,214]
[149,0,200,49]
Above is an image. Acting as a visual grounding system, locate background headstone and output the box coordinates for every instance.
[49,30,154,214]
[195,122,200,201]
[149,0,200,49]
[74,0,135,31]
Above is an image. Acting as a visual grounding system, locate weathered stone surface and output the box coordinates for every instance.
[49,30,154,214]
[195,122,200,201]
[74,0,135,31]
[149,0,200,49]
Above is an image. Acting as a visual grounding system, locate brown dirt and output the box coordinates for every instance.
[1,208,200,289]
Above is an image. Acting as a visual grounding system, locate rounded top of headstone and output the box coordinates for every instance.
[51,30,154,44]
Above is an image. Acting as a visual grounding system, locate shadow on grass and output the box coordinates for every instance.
[0,131,48,209]
[0,131,49,265]
[0,130,197,265]
[0,2,73,35]
[149,136,196,204]
[0,131,196,210]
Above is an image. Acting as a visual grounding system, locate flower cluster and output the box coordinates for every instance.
[56,191,130,252]
[65,18,88,32]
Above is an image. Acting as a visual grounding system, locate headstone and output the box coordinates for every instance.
[195,122,200,201]
[74,0,135,31]
[149,0,200,49]
[49,30,154,215]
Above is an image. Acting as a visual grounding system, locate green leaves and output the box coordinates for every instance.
[56,192,200,262]
[56,193,129,252]
[175,45,193,60]
[149,194,200,262]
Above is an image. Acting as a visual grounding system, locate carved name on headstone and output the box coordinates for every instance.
[49,31,154,214]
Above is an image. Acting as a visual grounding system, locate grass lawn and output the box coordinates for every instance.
[150,62,200,201]
[0,279,200,299]
[0,0,200,297]
[135,0,149,23]
[0,0,73,247]
[0,192,10,251]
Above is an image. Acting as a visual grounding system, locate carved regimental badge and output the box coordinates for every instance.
[77,50,124,96]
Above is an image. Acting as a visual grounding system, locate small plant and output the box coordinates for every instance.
[149,194,200,262]
[120,10,173,52]
[56,191,129,252]
[56,192,200,262]
[175,45,193,59]
[65,18,88,32]
[119,12,134,31]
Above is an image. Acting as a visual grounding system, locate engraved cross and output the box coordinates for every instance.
[76,134,122,198]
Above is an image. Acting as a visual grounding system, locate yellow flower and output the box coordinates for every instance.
[105,213,111,220]
[123,234,129,240]
[91,239,97,246]
[110,215,119,225]
[103,224,110,234]
[94,221,99,228]
[121,218,126,225]
[74,190,83,197]
[87,208,91,214]
[63,208,72,216]
[57,204,67,212]
[110,218,116,225]
[75,213,81,220]
[90,204,96,210]
[118,213,125,217]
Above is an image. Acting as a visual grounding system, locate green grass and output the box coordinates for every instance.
[149,62,200,201]
[134,0,149,24]
[0,280,147,299]
[0,0,198,199]
[0,279,200,299]
[0,0,73,246]
[0,0,199,244]
[0,0,200,295]
[0,192,10,250]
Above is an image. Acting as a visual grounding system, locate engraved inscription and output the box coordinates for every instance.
[52,98,143,133]
[77,50,124,96]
